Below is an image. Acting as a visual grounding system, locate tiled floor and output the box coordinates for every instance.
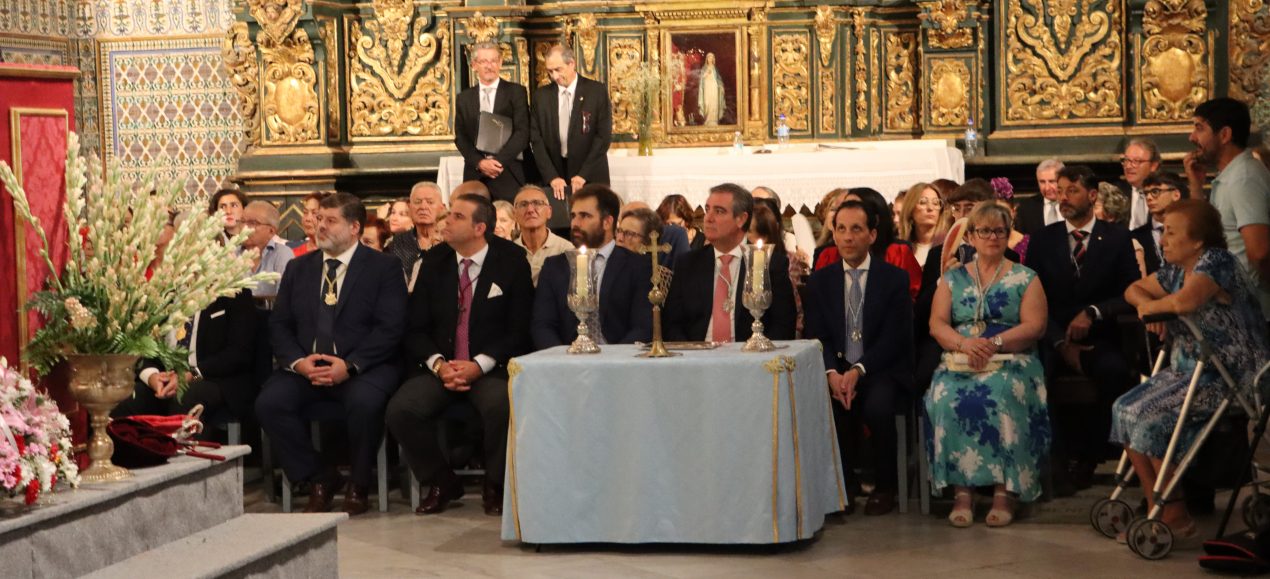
[248,487,1215,577]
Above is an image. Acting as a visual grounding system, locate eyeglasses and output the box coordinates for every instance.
[970,227,1009,240]
[1144,186,1179,198]
[950,202,976,215]
[616,228,646,241]
[1120,156,1154,167]
[514,199,549,210]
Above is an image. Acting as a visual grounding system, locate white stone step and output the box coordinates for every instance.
[84,513,345,579]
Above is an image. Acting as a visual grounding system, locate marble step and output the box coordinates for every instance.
[0,446,250,579]
[84,513,345,579]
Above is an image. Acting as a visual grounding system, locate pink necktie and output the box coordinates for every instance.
[712,254,734,342]
[455,258,474,360]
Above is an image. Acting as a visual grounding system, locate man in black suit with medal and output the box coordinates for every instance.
[804,200,914,516]
[455,42,530,203]
[386,194,534,517]
[529,45,612,231]
[256,193,408,516]
[1027,165,1139,493]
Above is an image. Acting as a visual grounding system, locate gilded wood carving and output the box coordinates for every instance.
[1229,0,1270,102]
[248,0,304,44]
[533,40,554,88]
[1004,0,1123,123]
[919,0,973,49]
[929,57,970,127]
[262,28,321,144]
[870,29,881,131]
[1139,0,1208,122]
[814,6,836,67]
[568,14,600,76]
[348,8,452,138]
[851,9,867,131]
[607,36,644,136]
[747,9,766,126]
[319,18,340,142]
[885,32,919,133]
[222,22,260,146]
[771,31,811,132]
[516,38,530,90]
[465,12,499,44]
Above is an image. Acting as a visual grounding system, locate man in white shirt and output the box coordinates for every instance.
[454,42,529,202]
[512,185,573,285]
[241,200,295,299]
[1119,138,1162,231]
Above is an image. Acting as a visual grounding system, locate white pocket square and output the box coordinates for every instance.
[209,310,226,319]
[487,283,503,298]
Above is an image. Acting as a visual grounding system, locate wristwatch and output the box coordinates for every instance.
[990,335,1004,350]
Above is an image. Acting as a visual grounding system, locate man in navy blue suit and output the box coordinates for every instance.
[1028,165,1139,493]
[532,185,652,349]
[256,192,408,516]
[804,200,914,516]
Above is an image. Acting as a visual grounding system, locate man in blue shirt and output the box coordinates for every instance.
[242,200,295,299]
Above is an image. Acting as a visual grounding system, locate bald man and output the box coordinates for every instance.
[452,180,492,201]
[242,200,294,298]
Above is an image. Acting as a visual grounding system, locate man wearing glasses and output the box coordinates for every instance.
[1119,138,1163,231]
[454,42,530,202]
[512,185,573,285]
[530,185,652,349]
[1131,172,1188,275]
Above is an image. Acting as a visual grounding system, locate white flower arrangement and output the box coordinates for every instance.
[0,358,78,504]
[0,132,278,398]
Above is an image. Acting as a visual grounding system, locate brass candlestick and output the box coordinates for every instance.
[638,231,677,358]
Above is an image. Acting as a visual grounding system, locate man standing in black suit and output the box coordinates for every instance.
[663,183,796,342]
[1014,159,1065,236]
[804,200,913,516]
[386,194,534,517]
[455,42,530,203]
[1131,171,1188,276]
[256,193,408,515]
[1027,165,1139,492]
[531,185,652,349]
[530,45,612,230]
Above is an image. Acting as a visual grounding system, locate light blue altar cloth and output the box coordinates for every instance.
[501,340,847,544]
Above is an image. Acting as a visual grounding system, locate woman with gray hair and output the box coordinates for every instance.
[1096,182,1148,277]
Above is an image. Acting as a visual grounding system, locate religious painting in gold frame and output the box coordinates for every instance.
[662,29,745,136]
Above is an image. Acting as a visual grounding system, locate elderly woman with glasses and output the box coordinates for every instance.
[925,201,1051,528]
[616,207,662,254]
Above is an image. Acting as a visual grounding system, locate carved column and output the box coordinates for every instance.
[917,0,985,135]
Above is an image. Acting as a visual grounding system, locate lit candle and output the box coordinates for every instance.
[576,246,589,297]
[752,240,766,292]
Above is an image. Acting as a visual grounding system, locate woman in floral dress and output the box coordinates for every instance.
[925,202,1051,528]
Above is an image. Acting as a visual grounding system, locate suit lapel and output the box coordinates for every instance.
[470,244,497,324]
[545,86,561,151]
[335,244,367,318]
[860,266,879,340]
[600,247,622,306]
[824,263,847,347]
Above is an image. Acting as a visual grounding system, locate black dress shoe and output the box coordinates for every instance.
[305,480,338,513]
[342,484,370,516]
[865,491,896,516]
[483,482,503,516]
[416,472,464,515]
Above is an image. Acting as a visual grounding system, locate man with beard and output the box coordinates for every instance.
[663,183,797,342]
[1027,165,1139,494]
[387,194,533,517]
[530,184,652,349]
[1186,97,1270,320]
[256,192,408,515]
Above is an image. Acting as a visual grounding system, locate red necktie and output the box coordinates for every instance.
[455,258,474,360]
[712,254,734,342]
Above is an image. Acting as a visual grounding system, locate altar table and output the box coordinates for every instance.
[500,340,847,544]
[438,140,963,209]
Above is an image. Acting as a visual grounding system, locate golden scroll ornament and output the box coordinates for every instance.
[919,0,973,49]
[348,9,453,138]
[607,36,643,137]
[248,0,305,44]
[1004,0,1123,123]
[1140,0,1209,122]
[885,32,919,132]
[221,22,260,146]
[771,31,811,132]
[262,28,321,144]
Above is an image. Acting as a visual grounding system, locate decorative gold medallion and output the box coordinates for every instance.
[324,291,338,306]
[850,329,862,342]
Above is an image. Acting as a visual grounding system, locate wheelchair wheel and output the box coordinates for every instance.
[1126,518,1174,560]
[1090,498,1135,539]
[1242,494,1270,529]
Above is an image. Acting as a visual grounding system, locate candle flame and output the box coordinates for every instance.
[756,239,764,249]
[580,246,587,254]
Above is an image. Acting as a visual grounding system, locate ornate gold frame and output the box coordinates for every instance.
[660,27,749,140]
[8,107,70,361]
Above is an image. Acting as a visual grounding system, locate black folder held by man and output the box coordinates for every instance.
[477,111,513,155]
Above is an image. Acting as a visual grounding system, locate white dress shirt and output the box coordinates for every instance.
[559,75,578,158]
[427,243,498,376]
[1044,198,1062,226]
[703,243,744,341]
[1129,186,1150,231]
[479,78,500,113]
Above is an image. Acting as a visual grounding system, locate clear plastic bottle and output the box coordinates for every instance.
[732,131,744,155]
[963,117,979,159]
[776,114,791,149]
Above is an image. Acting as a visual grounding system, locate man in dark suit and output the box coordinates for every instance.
[1028,165,1139,492]
[386,194,534,516]
[530,45,612,230]
[454,42,530,203]
[1014,159,1065,236]
[532,185,652,349]
[663,183,796,342]
[1131,171,1188,276]
[805,200,913,516]
[255,193,408,516]
[117,290,257,421]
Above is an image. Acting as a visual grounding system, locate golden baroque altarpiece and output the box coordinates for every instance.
[219,0,1265,198]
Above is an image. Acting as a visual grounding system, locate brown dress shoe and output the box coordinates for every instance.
[482,482,503,516]
[416,472,464,515]
[304,480,337,513]
[342,484,370,516]
[864,491,896,516]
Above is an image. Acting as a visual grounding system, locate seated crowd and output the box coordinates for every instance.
[120,97,1270,532]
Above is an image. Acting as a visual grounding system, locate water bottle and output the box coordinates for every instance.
[732,131,744,155]
[963,117,979,159]
[776,114,791,149]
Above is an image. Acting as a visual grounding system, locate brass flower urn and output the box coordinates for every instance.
[66,353,139,483]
